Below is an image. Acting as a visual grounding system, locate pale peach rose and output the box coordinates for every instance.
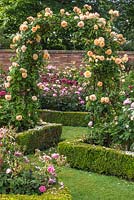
[35,34,41,43]
[84,71,91,78]
[84,4,92,10]
[87,51,93,57]
[94,25,98,30]
[98,18,106,26]
[115,58,122,65]
[33,54,38,60]
[122,54,128,63]
[97,81,103,87]
[20,68,27,73]
[19,24,28,31]
[113,10,119,17]
[77,21,84,28]
[100,97,105,103]
[109,9,114,15]
[45,12,52,17]
[21,45,27,52]
[36,25,40,29]
[32,26,37,32]
[74,16,79,20]
[89,94,97,101]
[27,16,34,22]
[4,82,10,88]
[10,44,16,49]
[61,21,68,28]
[73,7,81,14]
[79,15,85,21]
[94,39,99,46]
[12,62,19,67]
[104,97,110,103]
[5,94,11,101]
[99,56,105,61]
[12,34,21,43]
[43,50,50,60]
[45,7,51,12]
[7,76,12,82]
[22,72,27,78]
[105,49,112,55]
[16,115,23,121]
[32,96,37,101]
[99,41,105,48]
[65,12,70,16]
[60,9,65,15]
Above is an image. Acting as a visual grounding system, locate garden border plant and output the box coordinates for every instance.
[58,140,134,180]
[39,110,88,127]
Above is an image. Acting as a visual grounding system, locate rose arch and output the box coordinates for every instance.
[4,5,128,131]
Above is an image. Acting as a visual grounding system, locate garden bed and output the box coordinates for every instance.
[16,123,62,153]
[39,110,88,127]
[58,140,134,180]
[0,188,72,200]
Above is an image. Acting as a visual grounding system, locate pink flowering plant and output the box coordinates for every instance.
[40,64,88,111]
[0,128,65,194]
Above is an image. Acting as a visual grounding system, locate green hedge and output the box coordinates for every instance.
[39,110,88,127]
[16,124,62,153]
[58,140,134,180]
[0,188,72,200]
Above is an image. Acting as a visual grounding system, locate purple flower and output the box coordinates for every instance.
[14,151,22,157]
[80,100,85,104]
[123,98,131,105]
[39,185,47,193]
[48,178,56,184]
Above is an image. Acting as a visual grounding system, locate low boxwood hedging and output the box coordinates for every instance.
[0,188,72,200]
[39,110,88,127]
[58,140,134,180]
[16,123,62,153]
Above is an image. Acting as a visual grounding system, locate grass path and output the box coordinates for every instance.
[58,126,134,200]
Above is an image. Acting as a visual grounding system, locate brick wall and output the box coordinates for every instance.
[0,49,134,71]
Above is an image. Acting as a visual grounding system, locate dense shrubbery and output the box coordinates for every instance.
[40,65,88,111]
[58,140,134,180]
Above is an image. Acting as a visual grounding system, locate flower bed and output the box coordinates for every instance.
[0,188,72,200]
[16,123,62,153]
[39,110,88,127]
[58,140,134,180]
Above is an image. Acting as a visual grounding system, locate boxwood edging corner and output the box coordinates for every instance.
[16,123,62,153]
[39,109,89,127]
[0,187,72,200]
[58,140,134,180]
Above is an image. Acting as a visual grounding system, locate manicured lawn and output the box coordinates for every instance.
[59,166,134,200]
[61,126,88,140]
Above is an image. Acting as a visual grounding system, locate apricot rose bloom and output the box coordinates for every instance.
[84,71,91,78]
[43,51,50,60]
[115,58,122,65]
[5,95,11,101]
[97,81,103,87]
[22,72,28,78]
[16,115,23,121]
[87,51,94,57]
[105,49,112,55]
[19,24,28,31]
[61,21,68,28]
[89,94,97,101]
[77,21,84,28]
[33,54,38,60]
[100,97,110,103]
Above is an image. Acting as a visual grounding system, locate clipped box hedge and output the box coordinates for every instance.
[39,110,88,127]
[0,188,72,200]
[58,140,134,180]
[16,123,62,153]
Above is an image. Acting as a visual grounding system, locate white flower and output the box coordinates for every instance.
[6,168,12,174]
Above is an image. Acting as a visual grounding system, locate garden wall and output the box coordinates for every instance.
[0,49,134,71]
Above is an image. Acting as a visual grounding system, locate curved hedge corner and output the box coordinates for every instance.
[39,110,88,127]
[58,140,134,180]
[0,188,72,200]
[16,123,62,153]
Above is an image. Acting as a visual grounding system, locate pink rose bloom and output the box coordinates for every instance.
[53,93,57,97]
[39,185,47,193]
[47,165,55,174]
[123,98,131,105]
[51,153,59,159]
